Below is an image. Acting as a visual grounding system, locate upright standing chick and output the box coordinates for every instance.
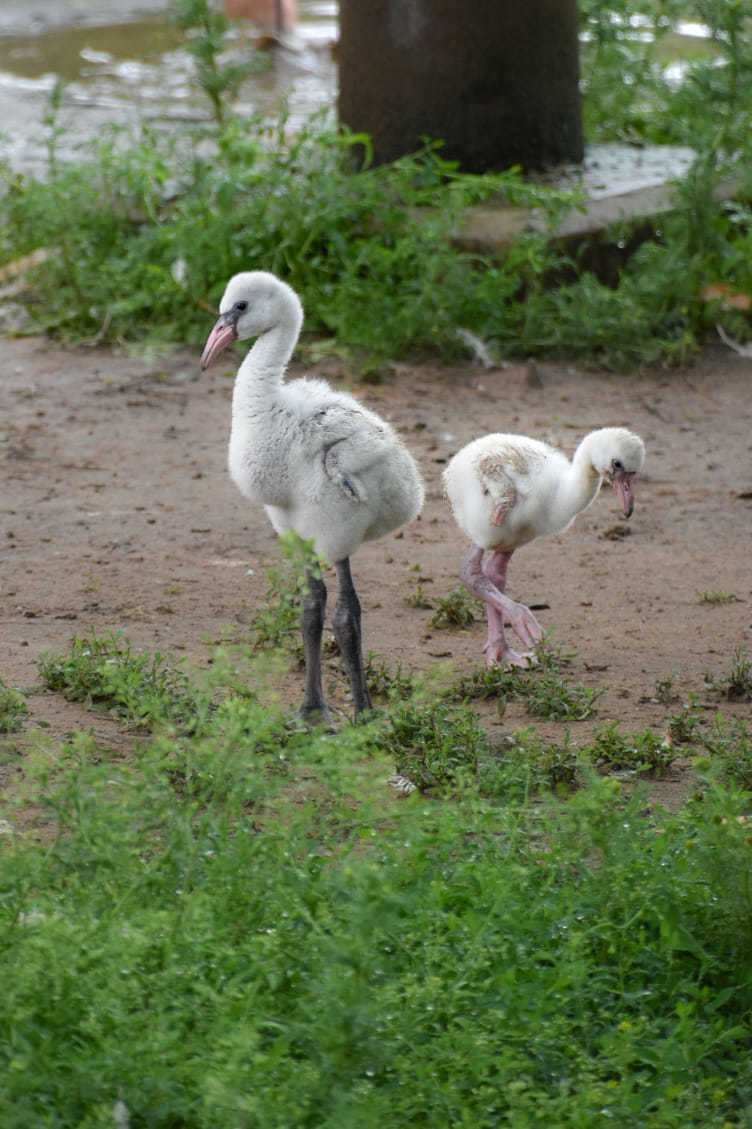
[201,271,424,719]
[443,428,645,666]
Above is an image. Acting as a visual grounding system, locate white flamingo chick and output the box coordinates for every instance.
[443,427,645,667]
[201,270,424,720]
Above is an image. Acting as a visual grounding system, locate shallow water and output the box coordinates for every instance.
[0,0,338,174]
[0,5,718,187]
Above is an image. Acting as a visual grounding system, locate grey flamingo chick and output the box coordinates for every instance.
[201,271,424,720]
[443,427,645,667]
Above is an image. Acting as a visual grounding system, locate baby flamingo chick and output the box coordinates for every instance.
[443,427,645,667]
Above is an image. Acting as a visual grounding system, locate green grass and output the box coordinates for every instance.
[705,645,752,702]
[698,590,741,606]
[0,679,28,734]
[2,634,752,1127]
[430,586,482,628]
[589,721,678,776]
[447,638,602,722]
[699,715,752,791]
[38,630,210,732]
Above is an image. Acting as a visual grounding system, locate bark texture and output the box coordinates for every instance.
[338,0,583,171]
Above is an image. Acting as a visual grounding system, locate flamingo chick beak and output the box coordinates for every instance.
[201,312,238,370]
[613,470,636,519]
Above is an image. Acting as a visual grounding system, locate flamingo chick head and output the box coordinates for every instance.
[201,271,303,369]
[599,429,645,518]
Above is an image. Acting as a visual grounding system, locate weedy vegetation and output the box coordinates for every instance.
[364,652,419,703]
[38,630,210,732]
[4,630,752,1129]
[4,1,752,1124]
[2,0,752,369]
[430,585,483,628]
[698,590,741,605]
[447,636,602,721]
[249,533,322,652]
[705,644,752,701]
[589,720,678,776]
[699,715,752,791]
[0,679,28,734]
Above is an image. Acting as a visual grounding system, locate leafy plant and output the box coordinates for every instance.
[250,532,321,651]
[698,590,741,605]
[379,700,487,790]
[480,728,582,799]
[590,721,677,775]
[364,652,418,702]
[447,642,601,721]
[667,697,702,745]
[523,672,602,721]
[0,678,28,734]
[654,673,680,704]
[430,586,482,628]
[38,631,208,731]
[404,584,433,610]
[700,714,752,789]
[705,644,752,701]
[170,0,266,124]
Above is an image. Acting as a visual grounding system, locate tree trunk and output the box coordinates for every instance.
[338,0,583,171]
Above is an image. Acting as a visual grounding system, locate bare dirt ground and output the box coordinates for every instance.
[2,333,752,811]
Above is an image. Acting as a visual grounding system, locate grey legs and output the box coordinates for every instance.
[299,558,372,721]
[333,558,373,716]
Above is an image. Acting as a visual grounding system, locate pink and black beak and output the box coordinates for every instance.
[201,309,239,370]
[612,469,637,519]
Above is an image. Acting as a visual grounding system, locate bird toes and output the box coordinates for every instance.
[484,637,537,669]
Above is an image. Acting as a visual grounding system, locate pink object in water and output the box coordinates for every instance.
[223,0,297,33]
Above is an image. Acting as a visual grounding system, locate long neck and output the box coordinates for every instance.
[556,439,603,520]
[232,316,300,419]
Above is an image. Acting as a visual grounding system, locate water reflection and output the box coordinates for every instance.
[0,1,338,174]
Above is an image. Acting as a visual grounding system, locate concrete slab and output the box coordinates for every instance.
[455,142,743,251]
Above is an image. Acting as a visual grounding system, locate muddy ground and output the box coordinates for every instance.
[2,334,752,812]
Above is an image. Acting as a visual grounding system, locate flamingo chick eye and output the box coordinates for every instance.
[234,300,248,313]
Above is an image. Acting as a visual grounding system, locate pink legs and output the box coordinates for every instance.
[460,545,543,668]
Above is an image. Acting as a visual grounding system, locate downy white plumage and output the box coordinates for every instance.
[201,270,424,719]
[443,427,645,667]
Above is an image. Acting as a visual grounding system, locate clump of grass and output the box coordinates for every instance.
[250,533,321,651]
[250,562,301,650]
[447,639,600,721]
[38,631,208,732]
[404,584,433,610]
[379,700,487,790]
[0,679,28,734]
[705,645,752,701]
[480,728,581,800]
[364,652,418,702]
[430,587,482,628]
[654,674,680,705]
[700,715,752,790]
[698,590,741,605]
[523,671,603,721]
[589,721,677,776]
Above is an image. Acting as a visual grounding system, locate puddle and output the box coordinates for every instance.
[532,142,698,200]
[0,0,338,174]
[0,3,723,190]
